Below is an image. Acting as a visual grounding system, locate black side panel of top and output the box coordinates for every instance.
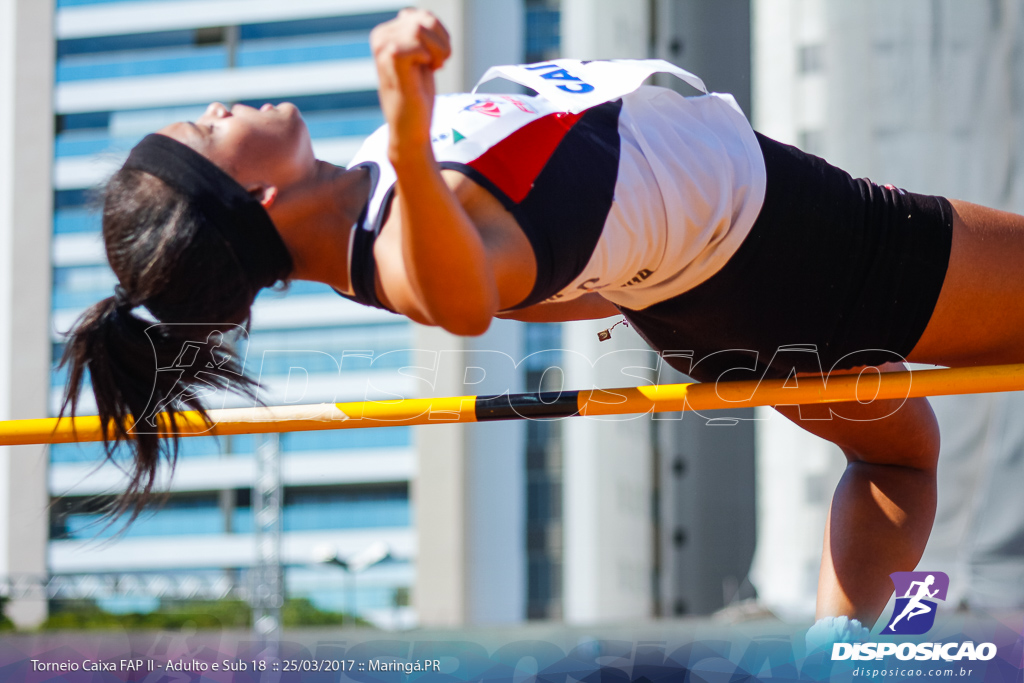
[475,391,581,420]
[341,162,398,312]
[512,99,622,308]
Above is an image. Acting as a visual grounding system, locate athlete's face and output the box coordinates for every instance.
[159,101,315,194]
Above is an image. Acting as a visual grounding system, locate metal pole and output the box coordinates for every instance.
[348,570,355,628]
[251,432,283,647]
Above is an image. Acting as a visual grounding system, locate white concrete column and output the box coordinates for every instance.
[419,0,524,92]
[412,326,470,626]
[465,0,524,87]
[751,0,799,141]
[561,0,650,60]
[748,408,844,622]
[464,319,525,624]
[410,0,526,628]
[412,320,527,627]
[0,0,55,628]
[561,321,655,623]
[417,0,468,95]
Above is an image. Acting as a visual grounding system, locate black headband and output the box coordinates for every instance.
[123,133,293,292]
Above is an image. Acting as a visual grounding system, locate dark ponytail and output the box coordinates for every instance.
[60,154,290,521]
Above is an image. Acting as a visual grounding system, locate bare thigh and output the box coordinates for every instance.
[909,199,1024,366]
[774,363,939,469]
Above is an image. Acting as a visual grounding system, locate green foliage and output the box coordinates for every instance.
[281,598,369,628]
[40,597,363,631]
[43,599,251,631]
[0,597,15,631]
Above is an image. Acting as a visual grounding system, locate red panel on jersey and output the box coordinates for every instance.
[467,110,587,203]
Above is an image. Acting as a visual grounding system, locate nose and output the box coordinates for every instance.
[203,102,230,119]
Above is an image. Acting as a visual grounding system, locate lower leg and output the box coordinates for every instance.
[777,368,940,625]
[816,460,937,626]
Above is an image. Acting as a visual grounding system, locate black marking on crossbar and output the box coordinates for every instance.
[474,391,581,421]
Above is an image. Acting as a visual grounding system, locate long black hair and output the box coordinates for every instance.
[60,134,292,520]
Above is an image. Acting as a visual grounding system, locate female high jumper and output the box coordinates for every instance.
[60,9,1024,630]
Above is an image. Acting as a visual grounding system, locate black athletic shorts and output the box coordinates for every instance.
[618,132,954,382]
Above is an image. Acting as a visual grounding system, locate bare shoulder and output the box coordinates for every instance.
[440,169,521,246]
[440,170,537,295]
[374,168,539,319]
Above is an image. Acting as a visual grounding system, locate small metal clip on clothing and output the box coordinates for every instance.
[597,318,629,341]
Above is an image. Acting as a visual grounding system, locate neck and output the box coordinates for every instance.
[268,160,369,292]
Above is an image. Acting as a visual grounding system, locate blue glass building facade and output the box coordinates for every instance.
[49,0,415,624]
[44,0,571,626]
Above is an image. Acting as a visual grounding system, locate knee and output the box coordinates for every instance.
[777,395,941,472]
[908,410,941,472]
[843,398,940,473]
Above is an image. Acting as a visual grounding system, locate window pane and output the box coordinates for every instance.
[57,45,228,82]
[236,34,371,69]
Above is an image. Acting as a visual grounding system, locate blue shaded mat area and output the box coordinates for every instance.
[1,611,1021,682]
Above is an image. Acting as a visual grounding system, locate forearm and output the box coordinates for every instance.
[390,144,499,335]
[371,9,497,336]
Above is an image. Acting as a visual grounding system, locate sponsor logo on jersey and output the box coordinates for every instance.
[463,99,503,117]
[501,95,536,114]
[431,129,467,145]
[576,277,606,292]
[524,62,596,94]
[620,268,654,287]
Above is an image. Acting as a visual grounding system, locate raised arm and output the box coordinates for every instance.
[370,10,500,336]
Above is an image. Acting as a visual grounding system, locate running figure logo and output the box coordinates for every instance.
[881,571,949,635]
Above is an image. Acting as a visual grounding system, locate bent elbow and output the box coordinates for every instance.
[429,301,493,336]
[428,287,497,336]
[441,313,492,337]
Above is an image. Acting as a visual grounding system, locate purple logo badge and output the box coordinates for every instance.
[881,571,949,635]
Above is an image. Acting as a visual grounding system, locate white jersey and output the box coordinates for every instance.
[344,59,766,311]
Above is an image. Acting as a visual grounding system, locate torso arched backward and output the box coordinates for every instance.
[342,59,767,315]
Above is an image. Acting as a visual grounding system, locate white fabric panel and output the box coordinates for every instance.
[821,1,1024,610]
[825,0,1024,213]
[923,393,1024,609]
[753,0,1024,615]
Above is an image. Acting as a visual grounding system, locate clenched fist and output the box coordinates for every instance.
[370,8,452,157]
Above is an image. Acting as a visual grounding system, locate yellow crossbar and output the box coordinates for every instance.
[3,363,1023,447]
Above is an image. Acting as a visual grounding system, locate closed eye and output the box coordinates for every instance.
[188,121,216,136]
